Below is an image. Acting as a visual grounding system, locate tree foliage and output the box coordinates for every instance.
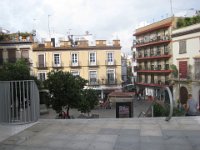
[170,64,178,78]
[0,59,41,88]
[177,15,200,28]
[78,89,98,115]
[44,70,88,116]
[0,59,31,80]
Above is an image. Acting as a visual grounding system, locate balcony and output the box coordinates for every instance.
[137,52,171,62]
[88,79,100,86]
[105,60,116,66]
[36,62,48,69]
[133,35,171,48]
[70,61,81,68]
[52,61,64,68]
[136,78,169,87]
[136,65,172,74]
[88,61,99,67]
[105,79,117,85]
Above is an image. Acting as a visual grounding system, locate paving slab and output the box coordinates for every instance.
[0,117,200,150]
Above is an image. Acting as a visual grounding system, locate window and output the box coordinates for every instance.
[150,47,154,56]
[8,48,16,63]
[157,75,161,84]
[164,45,169,55]
[38,72,46,81]
[157,61,161,70]
[107,52,114,65]
[144,49,148,57]
[71,71,79,76]
[107,69,115,84]
[21,49,29,59]
[145,75,148,83]
[71,53,78,66]
[179,61,187,78]
[89,52,96,65]
[89,71,97,85]
[156,46,161,56]
[54,54,60,66]
[151,74,154,83]
[38,54,45,68]
[144,62,148,70]
[195,59,200,80]
[150,62,154,70]
[179,40,186,54]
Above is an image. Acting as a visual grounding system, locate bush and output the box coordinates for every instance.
[153,103,185,117]
[153,103,168,117]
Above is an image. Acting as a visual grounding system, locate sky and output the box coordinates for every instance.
[0,0,199,54]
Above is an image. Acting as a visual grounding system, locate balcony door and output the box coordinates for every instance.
[21,49,29,61]
[89,52,96,66]
[107,69,115,84]
[53,54,61,67]
[89,70,97,85]
[107,52,114,65]
[38,54,45,68]
[71,53,78,66]
[151,74,154,84]
[8,49,16,63]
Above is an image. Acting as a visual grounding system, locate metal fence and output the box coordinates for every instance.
[0,80,39,124]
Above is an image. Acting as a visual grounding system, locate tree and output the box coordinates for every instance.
[78,89,98,115]
[170,64,178,78]
[0,59,35,81]
[44,70,87,118]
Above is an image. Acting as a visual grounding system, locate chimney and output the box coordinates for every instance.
[60,40,71,47]
[96,40,106,47]
[44,41,51,48]
[77,40,88,47]
[113,40,120,47]
[51,38,55,47]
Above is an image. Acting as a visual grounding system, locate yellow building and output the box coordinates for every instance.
[32,39,122,99]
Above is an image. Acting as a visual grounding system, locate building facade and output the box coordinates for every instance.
[172,23,200,106]
[121,53,127,84]
[32,39,122,99]
[0,34,33,70]
[133,17,177,96]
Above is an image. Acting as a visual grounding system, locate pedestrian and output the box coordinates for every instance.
[183,94,198,116]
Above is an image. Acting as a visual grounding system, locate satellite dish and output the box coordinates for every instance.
[32,30,36,36]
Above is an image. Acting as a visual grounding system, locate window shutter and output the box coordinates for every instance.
[179,61,187,78]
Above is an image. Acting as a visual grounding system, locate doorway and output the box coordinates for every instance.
[180,86,188,104]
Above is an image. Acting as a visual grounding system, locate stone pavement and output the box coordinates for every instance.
[0,117,200,150]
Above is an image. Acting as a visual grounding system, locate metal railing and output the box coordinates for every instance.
[137,86,173,121]
[0,80,39,124]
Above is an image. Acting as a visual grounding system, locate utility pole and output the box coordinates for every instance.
[48,15,51,38]
[170,0,173,16]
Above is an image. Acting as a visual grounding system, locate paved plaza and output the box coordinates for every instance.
[40,98,152,119]
[0,117,200,150]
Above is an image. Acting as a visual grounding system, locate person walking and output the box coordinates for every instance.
[183,94,198,116]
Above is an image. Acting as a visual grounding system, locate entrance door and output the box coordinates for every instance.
[180,86,188,104]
